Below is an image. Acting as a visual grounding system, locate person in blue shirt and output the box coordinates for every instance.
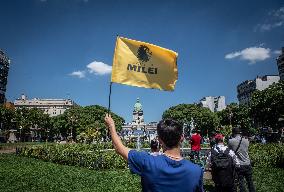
[105,114,204,192]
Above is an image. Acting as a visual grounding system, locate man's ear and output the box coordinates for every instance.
[158,137,166,147]
[158,137,163,145]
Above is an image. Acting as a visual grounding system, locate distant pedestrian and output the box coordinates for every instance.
[206,134,239,192]
[190,129,202,160]
[209,131,217,148]
[150,139,162,156]
[228,127,255,192]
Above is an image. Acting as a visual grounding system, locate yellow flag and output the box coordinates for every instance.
[111,37,178,91]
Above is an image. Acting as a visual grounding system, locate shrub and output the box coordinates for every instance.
[249,143,284,168]
[16,143,127,170]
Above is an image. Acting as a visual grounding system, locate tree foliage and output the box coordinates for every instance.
[51,105,125,141]
[250,81,284,130]
[217,103,253,135]
[1,105,124,142]
[0,106,15,131]
[162,104,219,136]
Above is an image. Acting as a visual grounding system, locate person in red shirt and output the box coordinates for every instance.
[190,130,202,160]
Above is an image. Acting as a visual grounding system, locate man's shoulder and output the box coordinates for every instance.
[229,137,239,144]
[128,150,150,159]
[191,134,201,140]
[183,159,202,171]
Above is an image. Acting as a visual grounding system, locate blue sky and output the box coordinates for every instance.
[1,0,284,122]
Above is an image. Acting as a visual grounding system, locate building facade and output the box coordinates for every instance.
[237,75,280,105]
[121,98,157,142]
[0,50,10,104]
[14,94,77,117]
[276,47,284,80]
[199,96,226,112]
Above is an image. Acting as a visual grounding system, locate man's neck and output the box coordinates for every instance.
[217,142,224,146]
[163,147,181,159]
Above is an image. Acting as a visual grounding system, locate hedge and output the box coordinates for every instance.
[16,144,127,170]
[249,143,284,168]
[16,143,284,170]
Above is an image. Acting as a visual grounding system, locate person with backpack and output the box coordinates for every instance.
[206,134,240,192]
[228,127,255,192]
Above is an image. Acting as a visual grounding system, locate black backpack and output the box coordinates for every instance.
[211,146,235,187]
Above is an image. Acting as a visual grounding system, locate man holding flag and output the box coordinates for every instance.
[105,115,203,192]
[105,37,203,192]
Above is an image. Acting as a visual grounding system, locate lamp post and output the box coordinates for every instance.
[229,111,233,127]
[190,117,195,135]
[69,115,77,142]
[70,116,74,141]
[19,126,22,142]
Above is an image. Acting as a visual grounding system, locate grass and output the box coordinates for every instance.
[253,167,284,192]
[0,154,140,192]
[0,154,283,192]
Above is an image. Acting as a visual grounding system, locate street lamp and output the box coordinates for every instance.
[19,126,22,142]
[70,116,74,140]
[228,108,233,127]
[69,115,77,142]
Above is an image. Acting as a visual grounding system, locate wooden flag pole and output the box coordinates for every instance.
[107,82,113,115]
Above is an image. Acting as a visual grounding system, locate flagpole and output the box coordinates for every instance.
[107,35,118,116]
[107,82,113,115]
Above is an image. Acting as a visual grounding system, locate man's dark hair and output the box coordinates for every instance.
[157,119,183,148]
[150,140,159,151]
[215,137,223,144]
[232,127,241,135]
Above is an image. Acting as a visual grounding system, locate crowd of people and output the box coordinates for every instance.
[104,114,255,192]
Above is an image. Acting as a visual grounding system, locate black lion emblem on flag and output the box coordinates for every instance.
[137,45,152,63]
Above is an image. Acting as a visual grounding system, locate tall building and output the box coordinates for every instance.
[237,75,280,105]
[121,98,157,141]
[14,94,77,117]
[132,98,145,130]
[0,50,10,104]
[199,96,226,112]
[276,47,284,80]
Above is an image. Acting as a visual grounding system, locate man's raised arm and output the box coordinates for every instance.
[104,114,130,160]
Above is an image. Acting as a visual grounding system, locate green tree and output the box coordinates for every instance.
[250,81,284,130]
[0,106,16,141]
[217,103,253,135]
[14,108,51,141]
[162,104,219,136]
[0,105,15,131]
[51,105,125,141]
[50,114,68,139]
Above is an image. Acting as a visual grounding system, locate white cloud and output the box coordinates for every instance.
[87,61,112,75]
[225,52,242,59]
[69,70,86,78]
[225,47,271,64]
[273,50,282,55]
[256,6,284,32]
